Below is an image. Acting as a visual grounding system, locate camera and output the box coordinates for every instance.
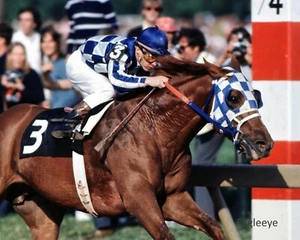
[232,41,249,55]
[4,70,24,83]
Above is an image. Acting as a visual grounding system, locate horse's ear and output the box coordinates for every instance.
[230,56,242,72]
[204,58,227,79]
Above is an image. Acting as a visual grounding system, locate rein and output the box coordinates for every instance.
[165,82,237,138]
[94,88,156,152]
[94,69,259,152]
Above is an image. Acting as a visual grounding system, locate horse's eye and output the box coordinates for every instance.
[226,90,242,109]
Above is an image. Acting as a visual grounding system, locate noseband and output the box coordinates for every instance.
[165,67,262,147]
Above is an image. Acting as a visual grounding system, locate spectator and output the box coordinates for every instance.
[155,17,177,53]
[0,22,13,113]
[12,6,42,74]
[1,42,46,110]
[127,0,163,37]
[176,27,218,218]
[215,27,252,80]
[65,0,118,55]
[41,26,81,108]
[176,28,216,63]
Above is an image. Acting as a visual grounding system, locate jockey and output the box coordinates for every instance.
[52,26,169,139]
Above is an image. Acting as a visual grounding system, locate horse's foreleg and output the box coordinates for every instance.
[13,193,65,240]
[113,174,174,240]
[162,191,226,240]
[125,185,175,240]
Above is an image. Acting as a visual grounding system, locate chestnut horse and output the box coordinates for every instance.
[0,56,273,240]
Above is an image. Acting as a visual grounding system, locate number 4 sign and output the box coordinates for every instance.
[269,0,283,14]
[252,0,300,22]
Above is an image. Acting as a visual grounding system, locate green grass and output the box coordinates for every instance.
[0,214,251,240]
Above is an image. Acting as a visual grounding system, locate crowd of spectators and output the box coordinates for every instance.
[0,0,252,238]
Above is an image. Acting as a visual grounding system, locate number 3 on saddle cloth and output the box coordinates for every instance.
[19,100,113,159]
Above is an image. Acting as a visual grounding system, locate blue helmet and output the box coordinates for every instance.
[136,26,170,56]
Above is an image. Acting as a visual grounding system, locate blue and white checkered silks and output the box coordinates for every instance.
[210,67,262,143]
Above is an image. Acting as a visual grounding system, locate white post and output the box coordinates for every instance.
[251,0,300,239]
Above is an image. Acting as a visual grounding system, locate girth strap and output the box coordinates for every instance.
[72,151,98,217]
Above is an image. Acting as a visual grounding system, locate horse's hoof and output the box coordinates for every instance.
[12,193,28,205]
[85,229,114,239]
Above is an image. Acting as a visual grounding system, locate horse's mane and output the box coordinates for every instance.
[116,87,155,102]
[154,56,209,77]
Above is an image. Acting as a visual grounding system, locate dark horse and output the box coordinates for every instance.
[0,56,273,240]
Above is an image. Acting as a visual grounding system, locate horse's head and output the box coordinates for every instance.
[154,56,273,160]
[204,57,273,160]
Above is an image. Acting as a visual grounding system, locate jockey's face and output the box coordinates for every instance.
[135,45,157,71]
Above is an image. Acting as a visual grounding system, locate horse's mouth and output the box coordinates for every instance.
[238,139,270,161]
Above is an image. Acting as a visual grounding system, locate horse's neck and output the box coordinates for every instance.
[90,74,213,158]
[151,74,213,148]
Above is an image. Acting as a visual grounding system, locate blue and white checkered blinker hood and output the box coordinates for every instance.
[210,68,262,143]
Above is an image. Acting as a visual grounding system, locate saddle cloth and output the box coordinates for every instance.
[20,108,73,159]
[20,101,113,159]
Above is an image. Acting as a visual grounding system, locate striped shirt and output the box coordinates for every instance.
[79,35,147,92]
[65,0,118,54]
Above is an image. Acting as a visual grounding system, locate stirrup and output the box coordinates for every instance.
[51,109,82,123]
[71,129,85,141]
[51,126,73,139]
[51,124,85,140]
[51,128,85,140]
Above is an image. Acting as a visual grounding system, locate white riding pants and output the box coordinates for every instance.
[66,49,116,109]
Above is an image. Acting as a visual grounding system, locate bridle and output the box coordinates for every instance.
[210,68,262,144]
[165,67,262,147]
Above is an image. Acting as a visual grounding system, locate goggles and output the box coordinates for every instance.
[138,45,157,63]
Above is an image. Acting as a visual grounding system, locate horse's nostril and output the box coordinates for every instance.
[256,140,267,152]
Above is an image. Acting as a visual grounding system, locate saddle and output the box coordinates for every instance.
[51,101,113,140]
[20,101,114,159]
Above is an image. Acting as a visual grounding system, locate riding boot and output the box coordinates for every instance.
[51,101,91,139]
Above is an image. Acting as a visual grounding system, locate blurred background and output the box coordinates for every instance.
[0,0,250,21]
[0,0,252,239]
[0,0,251,57]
